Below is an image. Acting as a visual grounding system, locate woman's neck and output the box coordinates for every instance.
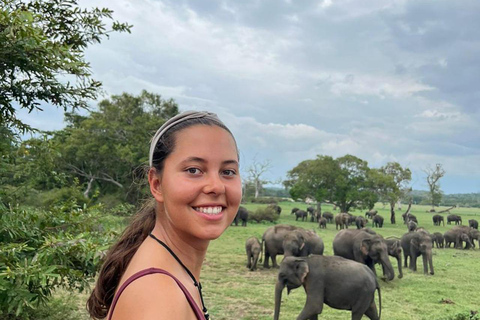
[150,222,208,280]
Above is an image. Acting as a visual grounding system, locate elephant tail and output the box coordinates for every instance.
[376,281,382,320]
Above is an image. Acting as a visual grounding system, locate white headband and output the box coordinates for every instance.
[149,110,225,167]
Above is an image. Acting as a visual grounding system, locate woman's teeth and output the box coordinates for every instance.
[194,206,223,215]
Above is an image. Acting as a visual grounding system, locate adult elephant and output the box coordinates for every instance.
[372,215,384,228]
[469,219,479,229]
[232,206,249,226]
[322,211,334,223]
[295,209,308,221]
[432,214,445,226]
[335,213,350,230]
[356,216,368,229]
[384,237,403,279]
[444,226,474,249]
[283,229,324,258]
[470,229,480,248]
[333,229,395,281]
[274,256,381,320]
[291,207,300,215]
[262,224,300,268]
[447,214,462,225]
[365,210,378,218]
[306,206,315,222]
[400,231,434,275]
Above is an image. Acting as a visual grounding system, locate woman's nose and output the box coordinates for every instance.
[203,173,226,195]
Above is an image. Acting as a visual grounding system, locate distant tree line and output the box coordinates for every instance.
[411,190,480,208]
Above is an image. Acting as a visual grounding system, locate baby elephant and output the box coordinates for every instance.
[274,255,381,320]
[245,237,262,271]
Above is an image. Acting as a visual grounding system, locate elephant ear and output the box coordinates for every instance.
[410,237,420,250]
[354,238,371,262]
[294,259,309,283]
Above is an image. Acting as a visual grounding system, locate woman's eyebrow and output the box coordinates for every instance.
[180,157,238,166]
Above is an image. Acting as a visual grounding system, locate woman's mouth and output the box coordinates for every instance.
[193,206,223,215]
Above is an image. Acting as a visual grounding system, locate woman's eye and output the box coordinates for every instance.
[222,169,237,176]
[186,168,202,175]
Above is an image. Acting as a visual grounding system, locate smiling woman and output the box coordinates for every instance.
[87,111,242,320]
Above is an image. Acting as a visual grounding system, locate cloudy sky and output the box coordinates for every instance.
[19,0,480,194]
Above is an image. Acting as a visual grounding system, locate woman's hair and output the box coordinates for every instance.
[87,115,237,319]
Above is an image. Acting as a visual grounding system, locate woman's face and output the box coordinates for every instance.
[153,124,242,241]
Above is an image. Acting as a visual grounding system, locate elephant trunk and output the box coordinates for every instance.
[381,258,395,281]
[396,255,403,279]
[274,281,284,320]
[425,251,434,275]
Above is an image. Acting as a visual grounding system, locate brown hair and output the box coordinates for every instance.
[87,116,237,319]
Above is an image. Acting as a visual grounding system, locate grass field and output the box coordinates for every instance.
[73,203,480,320]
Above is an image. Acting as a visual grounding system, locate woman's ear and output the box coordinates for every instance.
[148,168,164,203]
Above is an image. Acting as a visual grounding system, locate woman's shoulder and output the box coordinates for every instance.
[109,268,196,320]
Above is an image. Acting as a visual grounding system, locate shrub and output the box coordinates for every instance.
[250,197,280,204]
[0,199,116,318]
[439,311,480,320]
[249,206,279,223]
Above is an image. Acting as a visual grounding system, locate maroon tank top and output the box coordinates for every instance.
[107,267,205,320]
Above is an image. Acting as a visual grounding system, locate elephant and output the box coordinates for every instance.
[306,206,315,222]
[447,214,462,225]
[295,210,308,221]
[372,215,384,228]
[356,216,368,229]
[444,226,473,249]
[232,206,248,226]
[245,236,262,271]
[431,232,444,248]
[402,212,417,224]
[400,231,434,275]
[274,255,381,320]
[407,220,417,232]
[332,229,395,281]
[262,224,300,268]
[322,211,333,223]
[432,214,445,226]
[283,229,324,258]
[469,229,480,248]
[268,204,282,215]
[291,207,300,215]
[469,219,479,229]
[318,217,327,229]
[365,210,378,218]
[314,210,322,223]
[347,213,356,226]
[384,237,403,279]
[262,225,323,268]
[335,213,349,229]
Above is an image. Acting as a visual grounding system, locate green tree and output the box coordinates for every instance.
[424,163,445,210]
[371,162,411,224]
[0,0,132,133]
[52,91,178,203]
[286,154,378,212]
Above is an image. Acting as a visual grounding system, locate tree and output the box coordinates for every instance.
[286,154,378,212]
[0,0,132,133]
[423,163,445,210]
[246,158,273,199]
[371,162,411,224]
[51,91,178,202]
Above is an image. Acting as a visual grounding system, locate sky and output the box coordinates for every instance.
[18,0,480,194]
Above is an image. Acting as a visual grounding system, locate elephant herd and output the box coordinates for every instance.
[238,205,480,320]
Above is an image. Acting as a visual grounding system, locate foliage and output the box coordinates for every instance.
[0,0,132,133]
[248,206,279,223]
[439,311,480,320]
[0,199,117,318]
[286,154,379,212]
[249,197,281,204]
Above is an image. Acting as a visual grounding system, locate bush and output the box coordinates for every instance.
[38,187,88,209]
[250,197,280,204]
[249,206,279,223]
[0,199,117,318]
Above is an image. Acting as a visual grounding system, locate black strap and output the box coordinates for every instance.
[149,233,209,320]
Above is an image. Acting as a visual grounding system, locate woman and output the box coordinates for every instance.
[87,111,242,320]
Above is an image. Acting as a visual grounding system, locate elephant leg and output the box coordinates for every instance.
[410,253,417,271]
[272,254,279,268]
[363,301,380,320]
[247,253,252,269]
[403,250,409,268]
[297,293,323,320]
[264,250,270,268]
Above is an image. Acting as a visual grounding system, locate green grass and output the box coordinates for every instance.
[68,203,480,319]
